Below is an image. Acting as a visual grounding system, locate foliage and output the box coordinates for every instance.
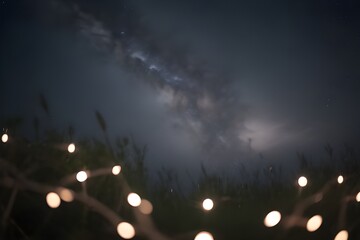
[1,114,360,240]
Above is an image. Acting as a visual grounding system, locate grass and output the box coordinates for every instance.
[1,115,360,239]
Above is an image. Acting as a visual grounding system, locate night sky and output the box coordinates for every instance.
[1,0,360,176]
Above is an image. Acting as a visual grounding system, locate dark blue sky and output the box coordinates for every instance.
[1,0,360,175]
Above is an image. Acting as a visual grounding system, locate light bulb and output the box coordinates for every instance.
[337,175,344,184]
[139,199,153,215]
[298,176,308,187]
[334,230,348,240]
[127,193,141,207]
[202,198,214,211]
[76,171,88,182]
[67,143,76,153]
[46,192,61,208]
[117,222,135,239]
[194,231,214,240]
[306,215,322,232]
[58,188,74,202]
[112,165,121,175]
[1,133,8,143]
[264,210,281,227]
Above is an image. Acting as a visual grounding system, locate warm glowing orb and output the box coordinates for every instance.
[194,231,214,240]
[46,192,61,208]
[117,222,135,239]
[139,199,153,215]
[1,133,8,143]
[356,192,360,202]
[67,143,76,153]
[264,210,281,227]
[298,176,308,187]
[337,175,344,184]
[127,193,141,207]
[76,171,88,182]
[112,165,121,175]
[202,198,214,211]
[306,215,322,232]
[334,230,349,240]
[58,188,74,202]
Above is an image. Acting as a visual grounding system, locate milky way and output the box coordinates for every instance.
[1,0,360,176]
[72,2,253,163]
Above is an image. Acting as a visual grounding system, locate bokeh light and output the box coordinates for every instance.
[1,133,8,143]
[194,231,214,240]
[356,192,360,202]
[298,176,308,187]
[306,215,322,232]
[76,171,88,182]
[127,193,141,207]
[138,199,153,215]
[46,192,61,208]
[334,230,348,240]
[337,175,344,184]
[112,165,121,175]
[264,210,281,227]
[117,222,135,239]
[202,198,214,211]
[58,188,74,202]
[67,143,76,153]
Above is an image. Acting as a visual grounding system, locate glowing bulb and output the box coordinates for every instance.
[1,133,8,143]
[334,230,348,240]
[194,231,214,240]
[356,192,360,202]
[337,175,344,184]
[139,199,153,215]
[306,215,322,232]
[76,171,88,182]
[67,143,76,153]
[117,222,135,239]
[202,198,214,211]
[112,165,121,175]
[264,210,281,227]
[298,176,308,187]
[58,188,74,202]
[127,193,141,207]
[46,192,61,208]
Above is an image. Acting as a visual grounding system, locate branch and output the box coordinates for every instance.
[0,158,171,240]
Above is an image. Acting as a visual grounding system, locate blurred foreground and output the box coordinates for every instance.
[1,119,360,240]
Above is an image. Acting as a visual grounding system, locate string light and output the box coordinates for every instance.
[58,188,74,202]
[117,222,135,239]
[112,165,121,175]
[67,143,76,153]
[298,176,308,187]
[334,230,348,240]
[306,215,322,232]
[127,193,141,207]
[356,192,360,202]
[337,175,344,184]
[202,198,214,211]
[138,199,153,215]
[194,231,214,240]
[76,171,88,182]
[46,192,61,208]
[1,133,8,143]
[264,210,281,227]
[2,130,359,239]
